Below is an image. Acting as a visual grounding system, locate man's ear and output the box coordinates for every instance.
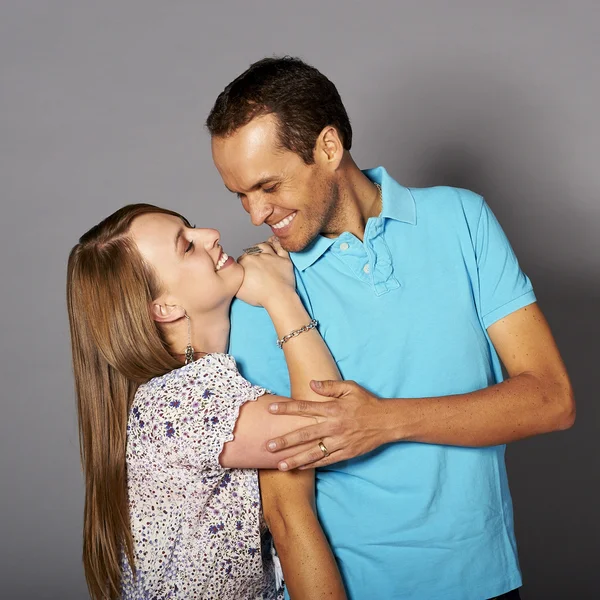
[151,303,186,323]
[315,125,344,168]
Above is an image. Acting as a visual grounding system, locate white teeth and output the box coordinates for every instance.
[215,252,229,271]
[272,212,297,230]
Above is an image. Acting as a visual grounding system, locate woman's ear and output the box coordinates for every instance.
[151,303,186,323]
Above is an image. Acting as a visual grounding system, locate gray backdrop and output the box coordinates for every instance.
[1,1,598,598]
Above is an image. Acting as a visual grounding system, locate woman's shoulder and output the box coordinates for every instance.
[136,353,235,392]
[132,352,264,411]
[127,352,267,469]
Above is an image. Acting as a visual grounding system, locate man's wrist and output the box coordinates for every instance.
[377,398,411,445]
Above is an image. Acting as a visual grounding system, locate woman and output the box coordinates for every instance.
[66,203,346,599]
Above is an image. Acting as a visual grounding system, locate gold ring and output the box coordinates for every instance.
[318,440,329,457]
[243,246,263,255]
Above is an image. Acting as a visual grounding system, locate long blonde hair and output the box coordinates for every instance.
[66,204,189,599]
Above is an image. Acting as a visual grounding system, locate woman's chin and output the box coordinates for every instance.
[229,263,246,299]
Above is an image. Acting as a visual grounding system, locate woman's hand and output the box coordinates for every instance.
[236,236,296,309]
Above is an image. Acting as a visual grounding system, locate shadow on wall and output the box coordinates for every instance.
[369,65,599,598]
[363,59,596,280]
[505,280,599,600]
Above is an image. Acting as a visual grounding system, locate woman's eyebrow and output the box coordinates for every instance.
[174,227,184,252]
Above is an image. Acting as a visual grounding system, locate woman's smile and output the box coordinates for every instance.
[215,249,234,271]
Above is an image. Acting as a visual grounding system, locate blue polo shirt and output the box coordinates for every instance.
[229,167,535,600]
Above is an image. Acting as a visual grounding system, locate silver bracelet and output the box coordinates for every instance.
[277,319,318,349]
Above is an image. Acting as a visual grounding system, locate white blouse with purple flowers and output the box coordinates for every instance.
[120,353,283,600]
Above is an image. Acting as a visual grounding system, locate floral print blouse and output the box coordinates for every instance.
[120,353,283,599]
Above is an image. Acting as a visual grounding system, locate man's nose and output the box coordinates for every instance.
[247,197,273,227]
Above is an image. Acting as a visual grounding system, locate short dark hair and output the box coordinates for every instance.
[206,56,352,164]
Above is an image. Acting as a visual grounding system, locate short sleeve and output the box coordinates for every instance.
[134,355,268,473]
[185,356,268,471]
[474,199,536,328]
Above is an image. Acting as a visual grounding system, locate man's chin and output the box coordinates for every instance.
[278,231,319,253]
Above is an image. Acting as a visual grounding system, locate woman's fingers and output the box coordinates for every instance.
[242,237,288,258]
[253,241,275,254]
[239,242,274,262]
[268,236,289,258]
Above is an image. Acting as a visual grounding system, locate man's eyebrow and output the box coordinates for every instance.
[225,177,278,195]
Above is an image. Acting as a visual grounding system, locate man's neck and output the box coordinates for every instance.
[323,157,381,242]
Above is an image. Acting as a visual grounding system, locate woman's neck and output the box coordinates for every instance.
[165,308,231,359]
[192,312,231,354]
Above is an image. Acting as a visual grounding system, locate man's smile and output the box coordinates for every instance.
[270,211,297,234]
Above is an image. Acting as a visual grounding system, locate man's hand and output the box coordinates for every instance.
[265,304,574,470]
[267,380,393,470]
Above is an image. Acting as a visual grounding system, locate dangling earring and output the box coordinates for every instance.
[184,313,195,365]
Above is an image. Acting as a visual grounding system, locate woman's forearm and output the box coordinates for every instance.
[263,291,341,396]
[261,290,345,599]
[260,469,346,600]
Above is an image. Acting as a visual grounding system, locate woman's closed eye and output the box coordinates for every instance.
[184,225,197,253]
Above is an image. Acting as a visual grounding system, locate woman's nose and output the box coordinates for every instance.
[198,228,220,249]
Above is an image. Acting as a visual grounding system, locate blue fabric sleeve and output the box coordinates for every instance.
[228,299,291,397]
[474,199,536,328]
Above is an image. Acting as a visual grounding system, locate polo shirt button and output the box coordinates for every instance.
[363,263,370,274]
[340,242,349,251]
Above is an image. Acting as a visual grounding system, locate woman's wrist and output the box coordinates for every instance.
[263,290,312,337]
[262,287,302,314]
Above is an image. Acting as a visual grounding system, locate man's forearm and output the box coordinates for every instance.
[265,303,575,469]
[383,372,575,447]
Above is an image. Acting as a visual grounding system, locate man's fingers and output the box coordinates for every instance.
[298,451,344,470]
[310,379,351,398]
[267,423,327,452]
[278,443,337,471]
[269,399,338,417]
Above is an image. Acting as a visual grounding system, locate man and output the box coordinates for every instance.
[206,57,574,600]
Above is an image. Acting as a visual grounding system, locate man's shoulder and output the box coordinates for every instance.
[403,184,485,232]
[228,299,289,394]
[230,297,269,321]
[409,184,483,210]
[230,299,276,345]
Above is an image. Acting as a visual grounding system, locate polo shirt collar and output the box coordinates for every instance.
[365,166,417,225]
[291,166,416,271]
[290,235,337,271]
